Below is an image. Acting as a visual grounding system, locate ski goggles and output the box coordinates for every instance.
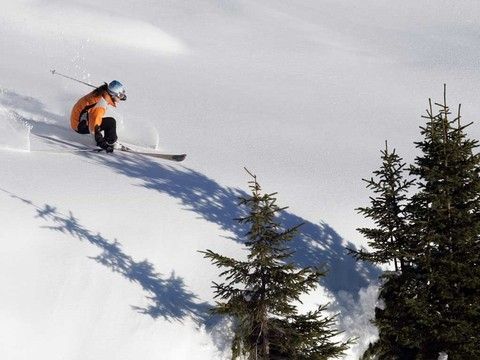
[108,89,127,102]
[113,91,127,101]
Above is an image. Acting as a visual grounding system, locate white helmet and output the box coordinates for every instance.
[107,80,127,101]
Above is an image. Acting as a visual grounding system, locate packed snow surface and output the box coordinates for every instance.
[1,1,479,359]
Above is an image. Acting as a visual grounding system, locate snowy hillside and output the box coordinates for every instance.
[1,1,480,359]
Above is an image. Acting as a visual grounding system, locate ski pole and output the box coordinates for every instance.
[50,69,97,89]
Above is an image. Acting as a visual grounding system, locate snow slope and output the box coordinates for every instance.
[1,1,480,359]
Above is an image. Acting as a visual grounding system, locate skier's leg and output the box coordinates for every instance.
[99,117,118,144]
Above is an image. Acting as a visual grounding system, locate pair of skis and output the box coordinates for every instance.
[32,134,186,162]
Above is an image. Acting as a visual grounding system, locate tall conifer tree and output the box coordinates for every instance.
[407,87,480,358]
[356,86,480,359]
[202,169,352,359]
[350,143,421,359]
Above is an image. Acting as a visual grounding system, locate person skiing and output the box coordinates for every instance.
[70,80,127,153]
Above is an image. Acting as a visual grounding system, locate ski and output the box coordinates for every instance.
[31,134,186,162]
[117,143,187,162]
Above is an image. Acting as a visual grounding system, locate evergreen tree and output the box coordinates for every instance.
[355,86,480,359]
[350,143,422,359]
[201,169,352,359]
[407,88,480,358]
[352,141,413,270]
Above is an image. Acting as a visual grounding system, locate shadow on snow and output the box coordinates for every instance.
[1,89,381,314]
[0,189,211,324]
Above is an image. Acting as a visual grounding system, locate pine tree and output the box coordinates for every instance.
[352,141,413,270]
[355,86,480,359]
[350,143,423,359]
[201,169,352,359]
[407,87,480,358]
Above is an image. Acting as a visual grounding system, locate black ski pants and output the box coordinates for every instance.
[77,117,117,144]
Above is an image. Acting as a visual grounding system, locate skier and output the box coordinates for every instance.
[70,80,127,153]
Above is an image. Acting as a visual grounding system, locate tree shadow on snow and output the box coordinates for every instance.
[2,90,381,315]
[0,189,210,324]
[96,156,381,304]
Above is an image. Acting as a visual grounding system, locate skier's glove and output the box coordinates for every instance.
[94,128,104,145]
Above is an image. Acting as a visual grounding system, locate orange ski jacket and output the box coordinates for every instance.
[70,87,116,133]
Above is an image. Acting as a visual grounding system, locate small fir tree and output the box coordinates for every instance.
[202,169,352,359]
[351,141,413,270]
